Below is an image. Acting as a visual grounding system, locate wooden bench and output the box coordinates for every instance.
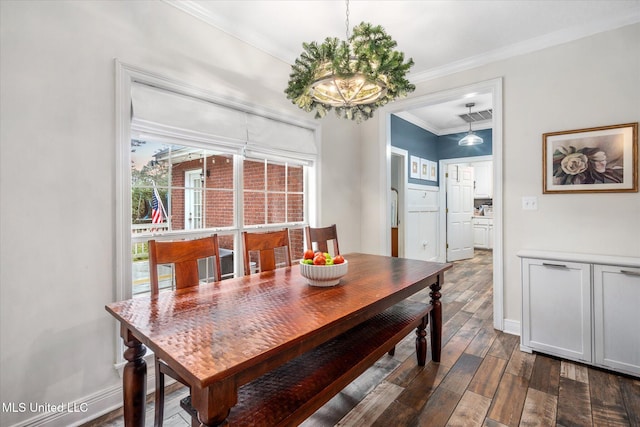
[180,299,433,426]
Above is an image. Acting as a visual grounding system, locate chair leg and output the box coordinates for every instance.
[154,357,165,427]
[388,346,396,356]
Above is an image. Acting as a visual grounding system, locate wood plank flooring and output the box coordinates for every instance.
[88,250,640,427]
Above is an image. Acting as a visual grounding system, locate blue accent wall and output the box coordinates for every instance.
[391,115,439,187]
[391,115,493,187]
[438,129,493,160]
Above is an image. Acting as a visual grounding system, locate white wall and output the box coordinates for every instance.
[0,2,359,426]
[369,23,640,326]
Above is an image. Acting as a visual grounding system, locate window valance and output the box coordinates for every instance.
[131,83,317,161]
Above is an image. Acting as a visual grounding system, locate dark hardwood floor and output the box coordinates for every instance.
[91,250,640,427]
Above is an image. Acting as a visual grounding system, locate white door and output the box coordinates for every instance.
[185,169,203,230]
[446,164,474,261]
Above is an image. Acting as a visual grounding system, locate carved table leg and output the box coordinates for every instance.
[415,315,429,366]
[190,378,237,426]
[429,273,443,363]
[122,327,147,427]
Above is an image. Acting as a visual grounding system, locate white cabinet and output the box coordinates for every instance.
[521,258,592,363]
[519,250,640,377]
[473,161,492,198]
[473,217,493,249]
[593,265,640,376]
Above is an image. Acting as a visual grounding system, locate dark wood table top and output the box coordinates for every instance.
[106,253,451,391]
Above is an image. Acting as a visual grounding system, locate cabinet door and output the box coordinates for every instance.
[593,265,640,376]
[473,161,492,198]
[473,223,487,248]
[522,259,591,362]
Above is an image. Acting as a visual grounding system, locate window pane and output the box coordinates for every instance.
[204,190,234,228]
[131,140,170,188]
[204,153,234,190]
[217,234,235,280]
[267,193,286,224]
[288,165,304,192]
[132,241,152,296]
[287,193,304,222]
[131,140,170,233]
[243,159,265,191]
[267,162,286,191]
[289,228,305,261]
[244,191,265,226]
[169,188,185,231]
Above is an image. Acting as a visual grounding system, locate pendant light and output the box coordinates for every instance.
[285,0,415,122]
[458,103,484,146]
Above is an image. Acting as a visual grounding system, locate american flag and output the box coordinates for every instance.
[152,187,164,224]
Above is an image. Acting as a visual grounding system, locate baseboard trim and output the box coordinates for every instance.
[503,319,520,336]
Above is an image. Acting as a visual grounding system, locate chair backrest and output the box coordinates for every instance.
[305,224,340,255]
[148,235,221,296]
[242,229,292,275]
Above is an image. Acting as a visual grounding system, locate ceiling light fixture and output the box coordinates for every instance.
[285,0,415,122]
[458,103,484,146]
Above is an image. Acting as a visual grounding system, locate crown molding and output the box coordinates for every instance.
[165,1,640,86]
[163,0,292,62]
[410,6,640,83]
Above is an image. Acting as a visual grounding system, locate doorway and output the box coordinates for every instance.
[384,78,504,331]
[390,147,407,258]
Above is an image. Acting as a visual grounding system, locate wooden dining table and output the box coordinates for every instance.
[106,253,451,426]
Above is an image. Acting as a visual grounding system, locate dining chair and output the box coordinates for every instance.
[242,229,292,275]
[305,224,340,256]
[148,235,222,427]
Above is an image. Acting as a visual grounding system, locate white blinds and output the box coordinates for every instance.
[130,83,317,160]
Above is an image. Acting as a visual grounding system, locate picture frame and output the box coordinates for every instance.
[543,122,638,194]
[420,158,429,180]
[428,161,438,181]
[410,155,420,179]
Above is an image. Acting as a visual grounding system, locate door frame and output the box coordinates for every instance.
[390,147,409,258]
[384,77,504,331]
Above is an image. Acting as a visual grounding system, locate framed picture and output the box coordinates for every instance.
[543,123,638,194]
[428,161,438,181]
[420,158,429,180]
[410,155,420,179]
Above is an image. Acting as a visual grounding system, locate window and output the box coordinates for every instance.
[129,139,312,296]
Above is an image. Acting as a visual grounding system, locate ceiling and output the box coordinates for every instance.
[166,0,640,133]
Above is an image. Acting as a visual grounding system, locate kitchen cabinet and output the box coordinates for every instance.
[473,161,492,198]
[519,250,640,376]
[473,217,493,249]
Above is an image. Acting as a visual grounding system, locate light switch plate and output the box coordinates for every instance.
[522,196,538,210]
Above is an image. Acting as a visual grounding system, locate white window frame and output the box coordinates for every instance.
[114,61,320,365]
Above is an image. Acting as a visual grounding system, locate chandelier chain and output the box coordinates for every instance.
[345,0,350,40]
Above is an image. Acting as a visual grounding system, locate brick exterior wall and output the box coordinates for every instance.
[169,156,305,258]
